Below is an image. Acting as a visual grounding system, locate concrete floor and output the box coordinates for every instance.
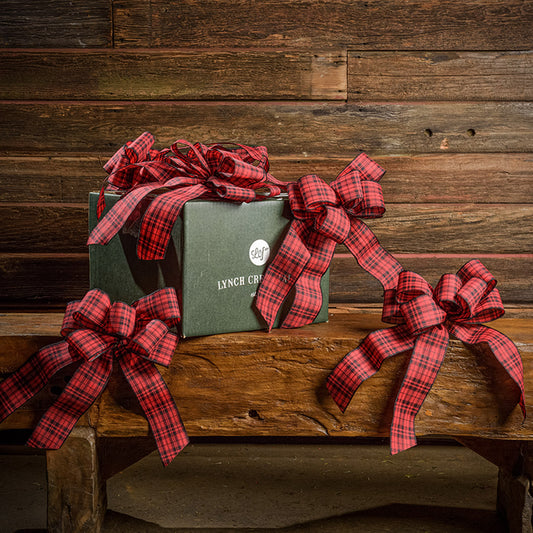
[0,440,507,532]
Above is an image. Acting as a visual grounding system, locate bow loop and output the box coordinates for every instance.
[433,260,504,324]
[104,131,156,177]
[207,177,257,203]
[133,287,181,328]
[457,259,497,293]
[209,151,269,188]
[336,152,386,183]
[464,287,505,324]
[433,273,462,316]
[395,271,433,304]
[358,181,386,218]
[456,277,490,320]
[67,289,111,333]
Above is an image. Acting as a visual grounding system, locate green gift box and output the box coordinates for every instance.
[88,192,329,337]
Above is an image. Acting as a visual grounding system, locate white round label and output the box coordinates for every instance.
[249,239,270,266]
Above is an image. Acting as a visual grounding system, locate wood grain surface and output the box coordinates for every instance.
[0,0,111,47]
[0,0,531,314]
[0,310,531,441]
[1,102,531,155]
[1,153,531,203]
[1,253,531,308]
[113,0,533,50]
[0,50,346,101]
[348,51,533,101]
[2,203,530,254]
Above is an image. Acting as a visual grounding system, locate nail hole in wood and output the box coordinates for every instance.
[467,128,476,137]
[424,128,433,137]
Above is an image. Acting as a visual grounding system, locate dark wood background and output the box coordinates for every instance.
[1,0,532,311]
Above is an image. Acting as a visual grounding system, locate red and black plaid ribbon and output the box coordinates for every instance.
[0,288,188,465]
[254,153,403,329]
[326,259,526,454]
[88,132,287,260]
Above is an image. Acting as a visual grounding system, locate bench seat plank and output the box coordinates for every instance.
[1,309,531,443]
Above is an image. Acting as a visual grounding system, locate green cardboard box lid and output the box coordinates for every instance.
[89,192,329,337]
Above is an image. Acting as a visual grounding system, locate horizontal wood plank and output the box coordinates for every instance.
[348,51,533,101]
[0,311,531,441]
[0,50,346,101]
[0,156,106,202]
[330,255,533,305]
[113,0,533,50]
[0,0,111,48]
[1,153,532,204]
[1,205,88,253]
[0,253,531,307]
[0,254,89,307]
[272,153,533,204]
[0,102,531,156]
[2,203,531,254]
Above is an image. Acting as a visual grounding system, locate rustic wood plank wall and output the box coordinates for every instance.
[0,0,532,310]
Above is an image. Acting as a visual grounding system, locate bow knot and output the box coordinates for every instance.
[168,140,275,201]
[61,289,177,367]
[289,176,351,243]
[89,133,286,260]
[385,260,505,335]
[0,288,189,466]
[255,152,393,330]
[327,260,526,455]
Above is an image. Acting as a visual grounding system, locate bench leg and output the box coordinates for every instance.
[497,468,533,533]
[46,427,106,533]
[457,438,533,533]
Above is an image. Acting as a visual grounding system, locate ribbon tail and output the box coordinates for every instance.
[344,218,403,292]
[326,325,415,413]
[254,220,311,331]
[0,341,75,423]
[87,183,163,246]
[451,323,526,418]
[119,353,189,466]
[137,184,207,260]
[27,353,113,449]
[390,326,449,455]
[281,231,336,329]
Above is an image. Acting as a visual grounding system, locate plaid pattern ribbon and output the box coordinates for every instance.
[326,259,526,454]
[254,153,403,330]
[88,132,286,260]
[0,288,188,465]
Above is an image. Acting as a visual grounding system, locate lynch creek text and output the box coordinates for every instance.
[217,274,264,291]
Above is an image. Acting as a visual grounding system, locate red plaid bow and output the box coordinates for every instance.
[255,153,402,329]
[326,260,526,454]
[88,132,286,260]
[0,288,188,465]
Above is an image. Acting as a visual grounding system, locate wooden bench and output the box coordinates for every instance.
[1,305,533,532]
